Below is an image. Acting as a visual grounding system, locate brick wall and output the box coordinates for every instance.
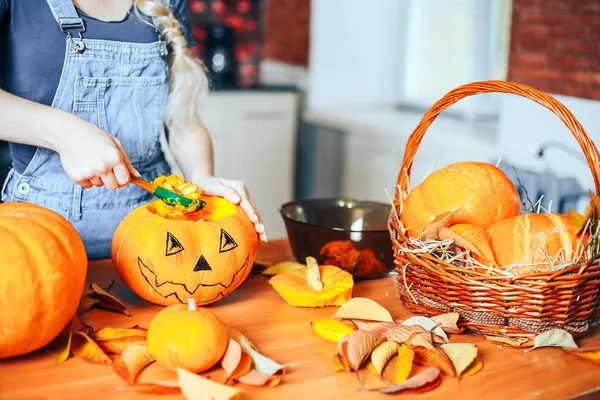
[263,0,311,65]
[508,0,600,100]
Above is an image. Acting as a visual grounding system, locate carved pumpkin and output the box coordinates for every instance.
[111,192,259,306]
[400,161,522,237]
[488,213,583,269]
[147,298,228,372]
[0,203,87,359]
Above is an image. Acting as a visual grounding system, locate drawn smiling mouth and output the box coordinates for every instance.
[138,255,250,305]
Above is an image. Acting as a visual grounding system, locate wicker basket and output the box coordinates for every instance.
[388,80,600,340]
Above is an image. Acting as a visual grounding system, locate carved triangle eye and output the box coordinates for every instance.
[194,255,212,271]
[165,232,184,256]
[219,229,238,253]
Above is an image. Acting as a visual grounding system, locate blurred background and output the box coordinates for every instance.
[1,0,598,239]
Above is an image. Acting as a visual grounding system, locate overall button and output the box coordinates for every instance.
[17,183,30,194]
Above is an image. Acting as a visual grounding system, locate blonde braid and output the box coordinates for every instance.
[133,0,209,131]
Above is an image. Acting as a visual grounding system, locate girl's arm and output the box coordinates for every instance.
[0,89,138,189]
[167,120,267,242]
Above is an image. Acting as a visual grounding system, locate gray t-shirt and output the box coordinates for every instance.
[0,0,195,173]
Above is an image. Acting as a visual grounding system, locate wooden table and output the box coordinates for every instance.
[1,239,600,400]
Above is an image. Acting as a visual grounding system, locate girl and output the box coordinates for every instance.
[0,0,267,259]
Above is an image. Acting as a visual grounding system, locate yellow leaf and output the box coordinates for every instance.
[563,345,600,365]
[525,329,578,352]
[333,353,351,372]
[46,322,73,364]
[395,346,415,383]
[311,318,355,343]
[332,297,394,322]
[461,357,483,377]
[431,312,464,334]
[365,360,379,375]
[177,368,241,400]
[370,341,399,375]
[569,208,586,235]
[336,330,381,371]
[261,261,305,275]
[440,343,478,377]
[306,256,323,291]
[95,327,147,354]
[220,339,242,383]
[485,335,533,348]
[71,332,112,365]
[113,344,154,385]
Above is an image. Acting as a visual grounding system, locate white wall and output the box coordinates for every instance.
[307,0,405,109]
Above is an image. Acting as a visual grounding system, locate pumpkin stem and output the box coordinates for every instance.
[187,298,197,311]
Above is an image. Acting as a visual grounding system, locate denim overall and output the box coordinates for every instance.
[1,0,172,259]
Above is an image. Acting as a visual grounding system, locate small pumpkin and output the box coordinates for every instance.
[147,298,228,372]
[111,175,259,307]
[400,161,522,238]
[0,203,87,359]
[488,213,585,269]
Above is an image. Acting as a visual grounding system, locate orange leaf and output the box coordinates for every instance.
[46,322,73,364]
[71,332,112,365]
[562,345,600,365]
[230,352,253,380]
[407,333,455,376]
[441,224,497,267]
[221,339,242,383]
[113,344,154,385]
[360,366,441,394]
[132,381,181,395]
[89,282,131,316]
[421,211,458,240]
[95,327,147,354]
[336,330,381,371]
[177,368,241,399]
[237,369,282,387]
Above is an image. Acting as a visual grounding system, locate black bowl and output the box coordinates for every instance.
[279,198,395,280]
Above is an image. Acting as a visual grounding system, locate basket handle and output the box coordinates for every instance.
[394,80,600,205]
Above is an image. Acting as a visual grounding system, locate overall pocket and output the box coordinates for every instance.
[73,75,169,167]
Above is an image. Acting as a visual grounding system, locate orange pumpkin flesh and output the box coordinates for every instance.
[488,213,583,269]
[111,194,259,306]
[147,298,228,373]
[0,203,87,359]
[400,161,522,238]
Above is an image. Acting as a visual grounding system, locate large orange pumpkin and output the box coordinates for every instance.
[111,195,259,306]
[400,161,522,237]
[0,203,87,359]
[488,213,584,268]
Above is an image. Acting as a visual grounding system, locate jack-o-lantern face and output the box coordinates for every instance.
[111,196,259,306]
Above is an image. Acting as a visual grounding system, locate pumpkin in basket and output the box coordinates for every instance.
[400,161,522,238]
[0,203,87,359]
[111,175,259,307]
[489,213,586,270]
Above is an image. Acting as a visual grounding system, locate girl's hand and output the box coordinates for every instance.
[193,174,267,242]
[56,124,139,190]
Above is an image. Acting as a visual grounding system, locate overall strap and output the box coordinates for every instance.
[45,0,86,52]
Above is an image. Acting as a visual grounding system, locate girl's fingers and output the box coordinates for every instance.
[101,172,119,191]
[89,176,103,187]
[112,138,139,178]
[77,180,93,188]
[113,163,130,187]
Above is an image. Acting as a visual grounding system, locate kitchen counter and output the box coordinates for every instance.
[1,239,600,400]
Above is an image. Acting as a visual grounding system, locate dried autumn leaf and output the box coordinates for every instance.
[311,318,355,343]
[71,332,112,365]
[401,316,448,342]
[370,341,399,375]
[569,209,586,235]
[440,343,478,377]
[221,339,242,383]
[407,333,455,377]
[384,323,444,345]
[261,261,305,275]
[224,324,259,352]
[431,312,464,334]
[132,381,181,395]
[230,352,253,381]
[95,327,147,354]
[77,295,100,315]
[46,322,73,364]
[337,330,381,371]
[237,369,282,387]
[332,297,394,322]
[333,353,351,372]
[525,329,578,352]
[485,335,533,348]
[562,345,600,365]
[461,358,483,377]
[421,210,457,240]
[113,344,154,385]
[177,368,241,400]
[394,345,414,383]
[89,282,131,316]
[360,366,441,395]
[241,337,291,376]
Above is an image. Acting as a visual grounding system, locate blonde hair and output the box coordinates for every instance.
[133,0,209,131]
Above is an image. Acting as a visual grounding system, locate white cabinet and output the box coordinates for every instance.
[163,90,299,240]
